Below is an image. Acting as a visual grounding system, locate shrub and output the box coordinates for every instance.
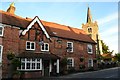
[7,52,15,60]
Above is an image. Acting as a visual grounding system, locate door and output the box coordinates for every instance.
[44,60,49,76]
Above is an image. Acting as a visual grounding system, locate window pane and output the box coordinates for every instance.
[0,27,3,35]
[45,44,48,50]
[37,63,40,69]
[41,44,44,50]
[0,46,1,57]
[32,63,35,69]
[26,63,30,69]
[88,45,92,53]
[21,63,25,69]
[31,43,35,49]
[37,59,40,62]
[27,42,30,49]
[27,58,31,62]
[32,58,35,61]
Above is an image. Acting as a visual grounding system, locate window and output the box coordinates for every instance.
[88,58,93,67]
[87,44,93,54]
[41,43,49,51]
[0,45,3,63]
[26,41,35,50]
[67,42,73,52]
[0,26,4,36]
[20,58,42,70]
[67,58,74,69]
[88,27,92,33]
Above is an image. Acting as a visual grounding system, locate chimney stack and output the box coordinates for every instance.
[7,2,15,14]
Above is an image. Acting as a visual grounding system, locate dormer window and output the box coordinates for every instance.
[88,27,92,33]
[26,41,35,50]
[0,26,4,36]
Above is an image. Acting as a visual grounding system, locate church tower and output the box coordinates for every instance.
[82,7,103,55]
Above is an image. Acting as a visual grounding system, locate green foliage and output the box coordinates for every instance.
[11,58,21,69]
[79,64,85,69]
[60,57,67,67]
[101,40,110,53]
[7,52,15,60]
[101,40,114,54]
[115,53,120,62]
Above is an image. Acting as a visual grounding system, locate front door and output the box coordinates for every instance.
[44,60,49,76]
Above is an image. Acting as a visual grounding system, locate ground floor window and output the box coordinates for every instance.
[0,45,3,64]
[20,58,42,70]
[67,58,74,69]
[88,58,93,67]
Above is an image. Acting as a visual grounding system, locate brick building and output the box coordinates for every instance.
[0,3,97,78]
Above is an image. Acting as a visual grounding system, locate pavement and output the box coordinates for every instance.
[59,67,119,78]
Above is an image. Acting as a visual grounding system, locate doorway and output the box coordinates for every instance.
[44,60,49,76]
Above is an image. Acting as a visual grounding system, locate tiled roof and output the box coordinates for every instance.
[0,10,96,43]
[17,51,60,60]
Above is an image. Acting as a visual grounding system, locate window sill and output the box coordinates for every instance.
[17,69,42,72]
[88,52,93,54]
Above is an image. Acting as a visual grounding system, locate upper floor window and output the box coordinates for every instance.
[26,41,35,50]
[88,27,92,33]
[41,43,49,51]
[67,58,74,69]
[0,45,3,63]
[67,42,73,52]
[87,44,93,54]
[0,26,4,36]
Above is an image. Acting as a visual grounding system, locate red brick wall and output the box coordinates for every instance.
[2,26,20,78]
[2,24,97,78]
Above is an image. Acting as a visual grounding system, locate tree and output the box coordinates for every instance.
[101,40,113,54]
[115,53,120,62]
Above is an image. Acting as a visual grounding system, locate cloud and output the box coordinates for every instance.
[97,12,118,26]
[100,25,118,36]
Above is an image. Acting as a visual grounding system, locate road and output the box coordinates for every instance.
[59,67,119,78]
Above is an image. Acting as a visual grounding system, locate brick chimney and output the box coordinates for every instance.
[7,2,15,14]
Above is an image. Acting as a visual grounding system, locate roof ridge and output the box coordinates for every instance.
[0,10,84,32]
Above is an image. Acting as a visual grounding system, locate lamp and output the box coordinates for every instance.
[39,41,44,45]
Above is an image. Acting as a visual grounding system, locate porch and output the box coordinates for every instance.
[17,51,60,78]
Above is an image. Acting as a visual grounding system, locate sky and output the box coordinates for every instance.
[0,0,119,54]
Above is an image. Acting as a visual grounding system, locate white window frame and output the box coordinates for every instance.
[19,58,42,71]
[26,41,35,50]
[88,58,93,67]
[87,44,93,54]
[67,58,74,69]
[41,43,49,51]
[0,45,3,64]
[0,25,4,36]
[67,42,73,52]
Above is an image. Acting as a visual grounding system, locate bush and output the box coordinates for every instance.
[67,67,75,73]
[88,67,94,71]
[7,52,15,60]
[79,64,85,69]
